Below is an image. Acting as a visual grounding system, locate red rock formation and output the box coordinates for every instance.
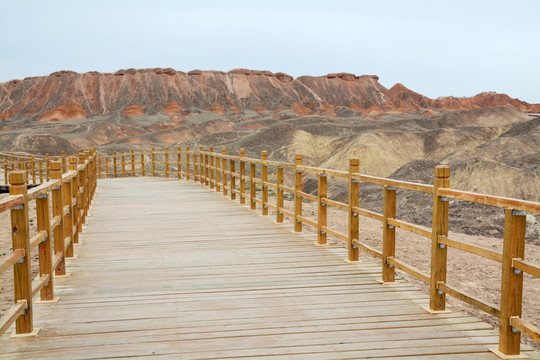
[0,68,537,122]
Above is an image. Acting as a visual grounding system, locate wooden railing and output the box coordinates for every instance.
[96,146,540,358]
[0,149,97,337]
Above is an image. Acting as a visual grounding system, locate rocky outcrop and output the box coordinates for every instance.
[0,68,537,122]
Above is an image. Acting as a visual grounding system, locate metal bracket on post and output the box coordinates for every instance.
[511,210,526,216]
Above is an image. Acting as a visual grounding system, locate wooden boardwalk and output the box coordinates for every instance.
[1,178,538,359]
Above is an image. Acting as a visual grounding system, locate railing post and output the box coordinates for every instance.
[151,148,156,177]
[261,151,268,215]
[199,146,205,184]
[209,146,214,189]
[193,151,199,182]
[318,173,327,245]
[62,164,74,259]
[165,147,169,178]
[177,146,181,179]
[36,181,54,302]
[185,146,190,181]
[112,152,117,178]
[51,162,66,276]
[216,149,221,192]
[97,154,102,179]
[230,155,236,200]
[29,155,35,185]
[294,154,303,232]
[205,149,210,187]
[348,158,360,261]
[38,159,43,184]
[69,157,80,246]
[493,209,527,357]
[429,165,450,312]
[382,185,397,282]
[46,154,50,181]
[78,152,87,226]
[250,161,256,210]
[239,149,245,204]
[222,148,228,196]
[121,153,126,177]
[276,167,284,223]
[9,171,33,334]
[130,149,135,177]
[3,155,8,185]
[140,152,145,177]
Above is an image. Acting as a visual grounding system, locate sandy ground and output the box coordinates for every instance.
[0,190,538,351]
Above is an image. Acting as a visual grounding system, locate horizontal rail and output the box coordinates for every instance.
[353,173,434,194]
[29,230,47,251]
[387,257,430,284]
[0,249,25,275]
[27,180,59,201]
[439,236,502,262]
[278,207,294,219]
[0,195,24,213]
[322,198,348,211]
[297,215,318,228]
[388,218,431,239]
[31,274,50,298]
[0,300,27,336]
[510,317,540,343]
[297,165,349,178]
[298,191,317,202]
[321,226,348,242]
[352,239,382,259]
[279,185,294,194]
[352,206,384,222]
[438,188,540,214]
[50,215,61,230]
[513,259,540,278]
[438,282,500,317]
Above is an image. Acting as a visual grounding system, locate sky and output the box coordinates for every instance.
[0,0,539,103]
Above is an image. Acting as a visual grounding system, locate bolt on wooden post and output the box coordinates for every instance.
[382,185,397,282]
[494,209,527,357]
[348,159,360,261]
[9,171,33,334]
[261,151,268,215]
[294,154,303,232]
[51,162,66,276]
[239,149,245,204]
[429,165,450,312]
[318,173,327,245]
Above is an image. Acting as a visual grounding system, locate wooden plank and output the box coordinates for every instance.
[29,230,47,250]
[352,239,383,259]
[388,218,431,239]
[388,257,430,284]
[27,180,59,201]
[354,173,434,194]
[438,188,540,214]
[0,301,27,336]
[323,198,348,211]
[297,215,317,229]
[0,249,25,275]
[352,206,384,221]
[439,236,503,262]
[299,191,317,202]
[31,274,50,298]
[438,282,500,317]
[510,317,540,343]
[0,194,24,214]
[321,226,348,242]
[513,259,540,278]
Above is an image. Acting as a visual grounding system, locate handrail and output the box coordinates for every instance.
[3,145,539,358]
[0,148,97,338]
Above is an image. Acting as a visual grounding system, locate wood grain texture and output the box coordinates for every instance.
[1,178,538,359]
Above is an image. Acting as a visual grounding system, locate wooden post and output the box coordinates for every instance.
[62,164,74,258]
[3,155,8,185]
[276,167,284,223]
[130,149,135,177]
[46,154,50,181]
[165,147,169,178]
[230,156,236,200]
[177,147,181,179]
[193,152,198,182]
[348,158,360,261]
[382,185,397,282]
[69,157,80,245]
[29,155,35,185]
[104,157,109,179]
[222,148,227,196]
[61,151,66,171]
[239,149,246,204]
[318,173,327,245]
[151,148,156,177]
[494,209,527,357]
[199,146,205,184]
[112,152,117,178]
[121,153,126,177]
[294,154,303,233]
[38,160,43,184]
[9,171,33,334]
[250,161,256,210]
[205,150,210,187]
[261,151,268,215]
[97,154,101,179]
[36,186,54,301]
[216,149,221,192]
[209,147,214,189]
[140,153,145,177]
[185,146,190,181]
[51,162,65,276]
[429,165,450,312]
[78,153,87,227]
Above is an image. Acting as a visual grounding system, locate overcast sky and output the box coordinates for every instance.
[1,0,538,103]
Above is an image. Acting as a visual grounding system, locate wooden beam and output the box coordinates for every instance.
[294,154,303,233]
[317,174,327,245]
[382,186,396,282]
[261,151,268,215]
[348,158,360,261]
[0,300,27,336]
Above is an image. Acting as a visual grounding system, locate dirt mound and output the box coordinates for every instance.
[0,133,77,156]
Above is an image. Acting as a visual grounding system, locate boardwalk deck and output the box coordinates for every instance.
[1,178,538,359]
